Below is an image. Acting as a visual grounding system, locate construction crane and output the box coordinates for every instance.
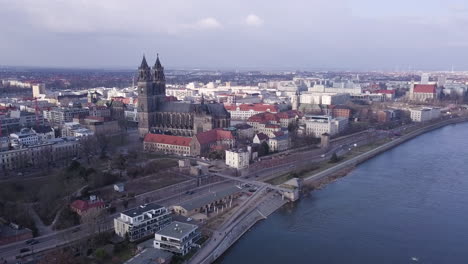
[22,97,40,127]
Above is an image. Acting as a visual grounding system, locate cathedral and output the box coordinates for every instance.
[137,55,231,137]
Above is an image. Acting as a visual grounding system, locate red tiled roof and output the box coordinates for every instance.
[144,134,191,146]
[70,200,105,212]
[247,112,280,123]
[195,128,234,145]
[414,84,436,94]
[224,103,279,113]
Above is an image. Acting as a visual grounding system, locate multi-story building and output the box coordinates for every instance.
[75,116,119,135]
[410,108,441,122]
[10,110,45,127]
[62,122,94,137]
[301,115,348,137]
[31,126,55,141]
[0,137,80,170]
[225,149,250,169]
[87,106,111,118]
[223,103,279,120]
[32,83,46,98]
[143,134,191,156]
[268,134,290,152]
[153,221,201,256]
[190,128,235,156]
[43,108,89,127]
[10,128,39,147]
[114,203,172,242]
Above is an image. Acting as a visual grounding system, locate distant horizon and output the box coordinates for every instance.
[0,64,464,73]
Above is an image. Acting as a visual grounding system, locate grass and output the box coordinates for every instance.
[266,137,394,186]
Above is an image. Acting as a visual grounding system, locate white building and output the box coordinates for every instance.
[410,108,441,122]
[225,149,250,169]
[302,115,348,137]
[268,134,290,152]
[300,92,350,106]
[114,203,172,242]
[153,221,201,256]
[10,128,39,147]
[32,83,46,98]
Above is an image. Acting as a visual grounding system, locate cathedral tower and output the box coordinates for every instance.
[138,55,154,137]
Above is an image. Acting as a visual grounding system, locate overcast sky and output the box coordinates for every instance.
[1,0,468,70]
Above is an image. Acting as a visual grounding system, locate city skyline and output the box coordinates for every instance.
[2,0,468,70]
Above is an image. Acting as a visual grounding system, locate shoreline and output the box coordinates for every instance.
[207,116,468,263]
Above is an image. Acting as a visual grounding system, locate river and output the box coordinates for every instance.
[217,122,468,264]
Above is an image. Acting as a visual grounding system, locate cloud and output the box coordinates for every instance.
[193,17,223,30]
[245,14,264,27]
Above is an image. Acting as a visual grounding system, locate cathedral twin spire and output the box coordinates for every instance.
[138,54,165,82]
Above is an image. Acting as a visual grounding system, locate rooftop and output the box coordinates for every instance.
[121,203,164,218]
[156,221,198,240]
[144,134,192,147]
[177,186,241,212]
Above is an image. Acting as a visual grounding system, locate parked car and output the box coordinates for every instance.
[19,248,30,253]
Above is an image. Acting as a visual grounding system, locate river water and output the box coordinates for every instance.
[217,123,468,264]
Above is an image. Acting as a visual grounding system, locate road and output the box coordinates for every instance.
[0,180,236,262]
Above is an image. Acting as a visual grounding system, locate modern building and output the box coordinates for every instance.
[114,203,172,242]
[410,107,441,122]
[32,83,46,98]
[153,221,201,256]
[223,103,279,120]
[301,115,348,137]
[43,107,89,127]
[225,148,250,169]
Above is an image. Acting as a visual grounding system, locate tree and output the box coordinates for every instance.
[53,207,80,230]
[39,249,78,264]
[258,141,270,157]
[329,152,340,163]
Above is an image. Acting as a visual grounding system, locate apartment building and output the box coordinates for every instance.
[114,203,172,242]
[225,148,250,169]
[153,221,201,256]
[410,108,441,122]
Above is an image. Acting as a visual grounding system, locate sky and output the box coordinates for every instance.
[1,0,468,70]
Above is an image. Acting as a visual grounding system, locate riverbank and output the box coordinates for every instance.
[302,116,468,185]
[196,116,468,264]
[216,120,468,264]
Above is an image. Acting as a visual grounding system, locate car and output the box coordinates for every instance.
[25,239,35,245]
[30,240,39,245]
[186,217,193,222]
[320,154,325,158]
[20,248,30,253]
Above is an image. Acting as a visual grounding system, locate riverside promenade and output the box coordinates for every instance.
[304,116,468,184]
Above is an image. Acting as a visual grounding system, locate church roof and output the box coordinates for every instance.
[159,102,230,117]
[414,84,436,93]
